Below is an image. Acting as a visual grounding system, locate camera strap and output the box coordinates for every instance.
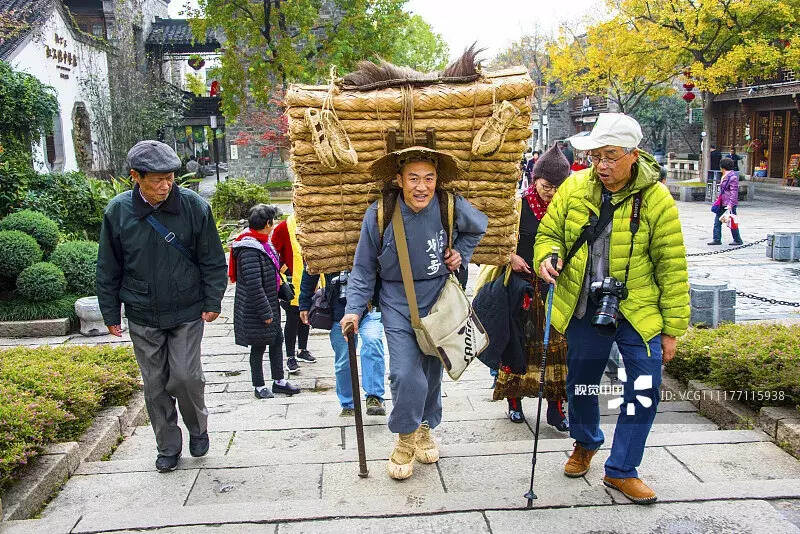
[563,189,645,279]
[622,191,644,286]
[564,193,622,267]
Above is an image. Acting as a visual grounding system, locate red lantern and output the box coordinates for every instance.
[210,80,220,96]
[682,91,696,102]
[683,69,692,78]
[683,82,695,91]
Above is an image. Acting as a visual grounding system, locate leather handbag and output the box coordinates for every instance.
[392,193,489,380]
[308,287,333,330]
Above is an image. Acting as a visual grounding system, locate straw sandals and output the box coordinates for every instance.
[305,108,358,169]
[471,100,520,157]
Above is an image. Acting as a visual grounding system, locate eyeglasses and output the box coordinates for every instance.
[588,152,630,167]
[536,180,557,193]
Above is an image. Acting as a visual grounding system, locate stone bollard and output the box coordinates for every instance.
[690,280,736,328]
[767,232,800,261]
[75,296,109,336]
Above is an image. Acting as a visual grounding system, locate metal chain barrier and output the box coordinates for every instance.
[686,238,768,257]
[685,237,800,306]
[735,291,800,308]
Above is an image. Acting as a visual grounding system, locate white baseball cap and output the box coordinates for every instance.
[567,113,643,151]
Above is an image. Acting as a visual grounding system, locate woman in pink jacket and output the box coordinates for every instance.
[709,157,743,246]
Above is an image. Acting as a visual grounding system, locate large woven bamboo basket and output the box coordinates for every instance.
[287,66,533,274]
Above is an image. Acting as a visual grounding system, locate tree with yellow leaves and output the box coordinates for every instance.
[551,0,800,171]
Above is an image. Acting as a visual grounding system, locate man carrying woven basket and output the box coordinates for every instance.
[341,147,488,480]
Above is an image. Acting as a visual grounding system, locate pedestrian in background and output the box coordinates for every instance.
[97,140,228,473]
[709,157,743,246]
[230,204,300,399]
[271,214,317,373]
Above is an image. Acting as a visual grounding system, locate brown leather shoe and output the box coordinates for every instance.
[564,443,597,478]
[603,476,657,504]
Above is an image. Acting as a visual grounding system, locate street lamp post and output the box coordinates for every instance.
[209,115,220,183]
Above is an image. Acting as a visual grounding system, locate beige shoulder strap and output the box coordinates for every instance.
[445,191,454,250]
[377,195,384,242]
[392,199,422,328]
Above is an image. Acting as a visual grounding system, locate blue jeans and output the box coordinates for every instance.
[565,306,662,479]
[329,311,386,409]
[713,205,742,243]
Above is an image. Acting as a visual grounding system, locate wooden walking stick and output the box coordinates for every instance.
[343,321,369,478]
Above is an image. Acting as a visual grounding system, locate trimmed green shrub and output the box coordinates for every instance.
[50,240,99,295]
[0,345,138,488]
[666,323,800,409]
[16,262,67,301]
[211,178,271,221]
[0,209,60,255]
[0,293,79,322]
[20,171,104,239]
[0,230,42,281]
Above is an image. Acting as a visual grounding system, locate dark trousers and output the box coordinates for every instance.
[249,329,285,387]
[713,205,742,243]
[282,304,309,357]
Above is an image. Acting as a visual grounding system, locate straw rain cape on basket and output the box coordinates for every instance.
[287,47,534,274]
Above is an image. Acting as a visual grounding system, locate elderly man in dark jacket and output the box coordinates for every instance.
[96,140,228,473]
[230,204,300,399]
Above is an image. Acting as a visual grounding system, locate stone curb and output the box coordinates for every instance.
[0,319,71,338]
[0,391,147,521]
[662,371,800,459]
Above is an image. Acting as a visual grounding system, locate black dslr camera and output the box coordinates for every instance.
[589,277,628,336]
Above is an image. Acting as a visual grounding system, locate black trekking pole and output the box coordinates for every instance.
[343,321,369,478]
[525,247,559,508]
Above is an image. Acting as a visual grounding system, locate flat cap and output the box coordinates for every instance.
[126,140,181,173]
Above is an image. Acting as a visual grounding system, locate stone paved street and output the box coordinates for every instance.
[2,192,800,533]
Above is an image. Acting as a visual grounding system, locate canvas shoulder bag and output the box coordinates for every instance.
[392,193,489,381]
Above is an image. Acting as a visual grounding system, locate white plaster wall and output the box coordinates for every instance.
[8,8,111,173]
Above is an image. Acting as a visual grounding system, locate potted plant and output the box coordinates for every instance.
[188,54,206,71]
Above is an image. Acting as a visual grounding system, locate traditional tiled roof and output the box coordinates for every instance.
[0,0,53,59]
[145,18,220,53]
[1,0,109,59]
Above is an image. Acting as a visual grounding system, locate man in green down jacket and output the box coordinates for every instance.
[535,114,689,504]
[97,140,228,473]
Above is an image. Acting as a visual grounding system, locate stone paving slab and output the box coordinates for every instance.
[65,478,800,533]
[227,427,344,455]
[321,459,444,500]
[72,430,771,476]
[184,464,323,506]
[112,427,233,461]
[774,499,800,530]
[278,511,490,534]
[344,418,534,452]
[438,451,572,495]
[584,446,699,491]
[484,499,800,534]
[40,470,199,521]
[666,441,800,482]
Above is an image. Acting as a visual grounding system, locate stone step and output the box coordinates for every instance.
[26,475,800,533]
[73,429,770,476]
[105,400,709,462]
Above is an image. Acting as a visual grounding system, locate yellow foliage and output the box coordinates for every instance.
[551,0,800,99]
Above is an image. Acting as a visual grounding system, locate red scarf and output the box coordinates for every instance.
[523,184,550,221]
[228,230,280,287]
